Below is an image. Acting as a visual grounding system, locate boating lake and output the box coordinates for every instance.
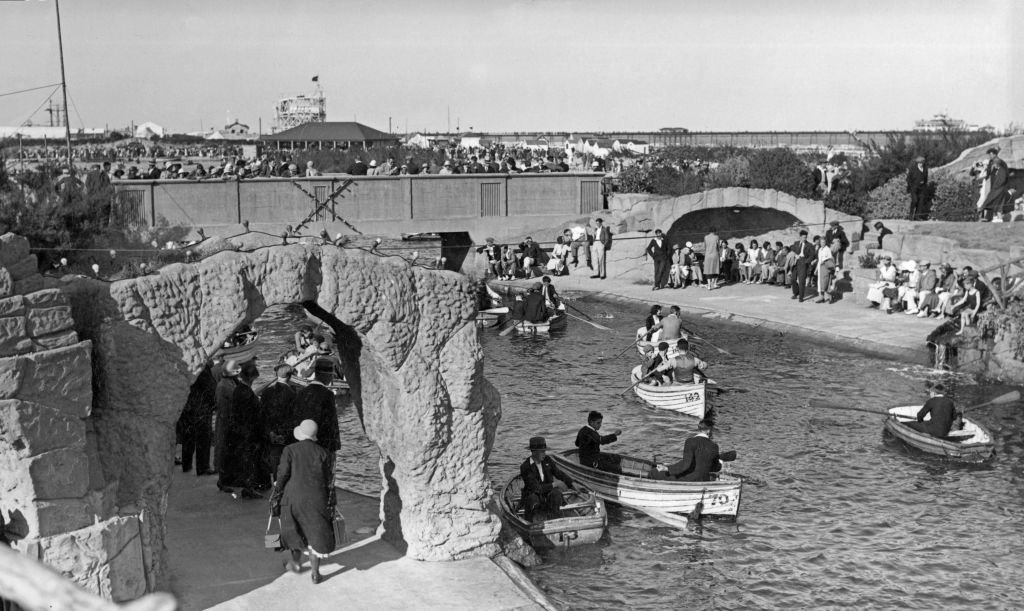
[255,298,1024,610]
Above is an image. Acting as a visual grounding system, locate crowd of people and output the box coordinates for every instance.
[175,331,343,583]
[9,141,244,164]
[476,218,613,282]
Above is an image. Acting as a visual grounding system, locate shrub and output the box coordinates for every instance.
[858,253,879,269]
[745,148,816,198]
[647,166,704,197]
[978,297,1024,361]
[929,174,978,221]
[824,191,866,217]
[617,165,651,193]
[707,155,751,189]
[864,174,910,220]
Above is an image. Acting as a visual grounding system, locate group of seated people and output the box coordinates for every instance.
[478,235,572,280]
[519,412,735,521]
[865,256,990,334]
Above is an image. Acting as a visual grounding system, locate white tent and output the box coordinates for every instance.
[134,122,165,139]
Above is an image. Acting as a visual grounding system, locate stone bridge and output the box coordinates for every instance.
[606,187,863,245]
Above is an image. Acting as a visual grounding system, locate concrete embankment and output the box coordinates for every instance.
[496,272,939,365]
[165,471,554,611]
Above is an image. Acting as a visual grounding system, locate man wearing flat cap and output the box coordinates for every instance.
[260,363,297,479]
[520,436,575,521]
[906,155,929,220]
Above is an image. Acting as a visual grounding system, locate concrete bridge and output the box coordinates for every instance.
[111,173,607,242]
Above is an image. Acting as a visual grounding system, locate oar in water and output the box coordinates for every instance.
[565,311,613,331]
[962,390,1020,411]
[809,390,1021,417]
[497,318,520,337]
[621,369,658,395]
[680,324,731,356]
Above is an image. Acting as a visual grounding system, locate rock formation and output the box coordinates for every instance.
[1,233,503,598]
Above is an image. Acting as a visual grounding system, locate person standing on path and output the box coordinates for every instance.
[703,228,721,290]
[590,218,612,280]
[824,221,850,270]
[790,230,816,302]
[906,155,929,220]
[293,368,341,456]
[270,419,336,584]
[178,360,217,476]
[645,229,671,290]
[260,363,298,482]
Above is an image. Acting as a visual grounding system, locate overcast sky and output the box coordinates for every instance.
[1,0,1020,134]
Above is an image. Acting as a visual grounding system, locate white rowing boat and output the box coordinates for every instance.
[549,450,743,523]
[883,405,995,462]
[629,365,706,419]
[476,306,509,326]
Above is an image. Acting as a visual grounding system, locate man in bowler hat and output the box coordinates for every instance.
[520,436,575,521]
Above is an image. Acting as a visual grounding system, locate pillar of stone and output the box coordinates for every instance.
[0,233,147,602]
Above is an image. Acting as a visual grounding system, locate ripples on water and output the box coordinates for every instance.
[256,296,1024,610]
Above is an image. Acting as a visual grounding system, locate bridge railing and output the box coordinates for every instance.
[975,254,1024,309]
[111,173,607,231]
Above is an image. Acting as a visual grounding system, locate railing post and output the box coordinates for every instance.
[235,177,242,224]
[148,182,155,228]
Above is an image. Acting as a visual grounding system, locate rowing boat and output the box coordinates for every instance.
[476,306,509,326]
[280,354,350,394]
[218,329,259,363]
[498,475,607,550]
[549,450,742,524]
[510,305,567,335]
[883,405,995,462]
[629,365,706,419]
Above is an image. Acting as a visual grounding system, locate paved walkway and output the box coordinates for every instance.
[496,269,941,364]
[165,471,547,611]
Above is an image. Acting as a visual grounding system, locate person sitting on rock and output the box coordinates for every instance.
[520,436,575,521]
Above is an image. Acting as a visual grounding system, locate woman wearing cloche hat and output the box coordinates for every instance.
[269,419,336,584]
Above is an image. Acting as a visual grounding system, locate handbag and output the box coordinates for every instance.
[332,507,347,550]
[264,513,281,549]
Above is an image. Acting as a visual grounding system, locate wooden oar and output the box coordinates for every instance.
[961,390,1020,411]
[565,311,613,331]
[680,324,731,356]
[498,318,520,337]
[621,369,657,395]
[809,390,1021,417]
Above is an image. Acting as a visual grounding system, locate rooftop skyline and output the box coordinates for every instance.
[1,0,1021,134]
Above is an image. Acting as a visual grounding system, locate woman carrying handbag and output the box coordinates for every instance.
[269,419,336,584]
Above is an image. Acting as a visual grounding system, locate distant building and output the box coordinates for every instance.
[273,80,327,134]
[914,113,986,132]
[261,121,399,148]
[614,138,650,155]
[224,120,250,135]
[205,120,253,141]
[405,133,433,148]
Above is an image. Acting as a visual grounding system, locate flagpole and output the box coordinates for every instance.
[54,0,73,170]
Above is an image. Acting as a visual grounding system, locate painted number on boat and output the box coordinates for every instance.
[683,392,702,403]
[707,494,731,507]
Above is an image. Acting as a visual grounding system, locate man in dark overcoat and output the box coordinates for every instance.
[655,420,736,482]
[177,361,217,475]
[906,155,929,220]
[520,436,575,521]
[260,363,297,482]
[645,229,672,290]
[293,368,340,455]
[790,230,816,302]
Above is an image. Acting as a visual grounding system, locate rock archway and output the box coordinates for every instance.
[1,234,502,598]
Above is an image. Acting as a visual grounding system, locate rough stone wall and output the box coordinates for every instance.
[2,232,503,597]
[0,234,147,602]
[69,241,500,586]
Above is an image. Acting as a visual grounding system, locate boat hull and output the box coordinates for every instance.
[883,405,995,462]
[511,313,567,335]
[630,365,706,419]
[550,450,742,519]
[499,475,607,550]
[476,306,509,327]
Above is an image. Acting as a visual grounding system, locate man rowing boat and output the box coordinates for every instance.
[511,282,548,323]
[652,420,737,482]
[647,305,684,342]
[646,338,708,386]
[904,383,959,438]
[575,410,622,473]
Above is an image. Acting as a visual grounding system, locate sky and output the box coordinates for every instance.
[1,0,1021,135]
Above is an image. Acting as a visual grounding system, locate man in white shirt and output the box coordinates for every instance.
[570,224,591,269]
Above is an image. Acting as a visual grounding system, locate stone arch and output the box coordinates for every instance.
[610,187,861,237]
[665,207,803,247]
[5,237,502,596]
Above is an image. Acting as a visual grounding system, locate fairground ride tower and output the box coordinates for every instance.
[272,79,327,133]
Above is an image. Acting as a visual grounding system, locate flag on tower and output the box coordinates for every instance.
[312,75,319,82]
